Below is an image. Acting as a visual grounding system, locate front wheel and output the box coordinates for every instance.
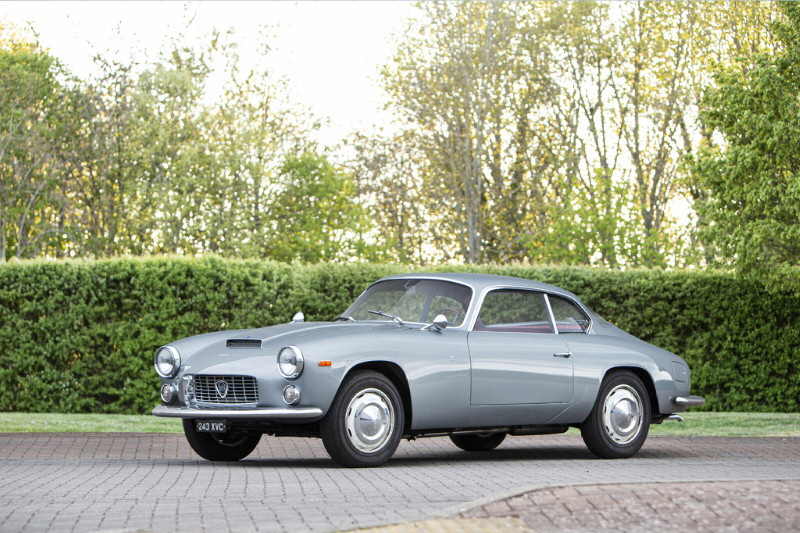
[580,371,651,459]
[182,419,261,461]
[449,432,506,452]
[320,370,404,467]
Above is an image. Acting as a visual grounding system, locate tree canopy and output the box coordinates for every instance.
[0,2,791,276]
[379,1,780,267]
[690,2,800,292]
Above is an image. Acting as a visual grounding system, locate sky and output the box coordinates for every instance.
[0,1,416,147]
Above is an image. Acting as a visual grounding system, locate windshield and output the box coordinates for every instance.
[344,279,473,327]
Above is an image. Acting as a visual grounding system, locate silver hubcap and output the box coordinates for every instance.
[345,388,394,454]
[602,384,643,445]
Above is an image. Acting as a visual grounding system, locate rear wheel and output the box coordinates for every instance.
[320,370,404,468]
[581,370,651,459]
[449,432,506,452]
[182,419,261,461]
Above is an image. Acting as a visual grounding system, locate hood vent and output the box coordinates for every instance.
[226,338,262,348]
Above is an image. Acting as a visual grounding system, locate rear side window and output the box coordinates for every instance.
[475,289,554,334]
[548,295,590,333]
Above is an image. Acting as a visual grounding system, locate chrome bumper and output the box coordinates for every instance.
[673,395,706,407]
[152,404,324,419]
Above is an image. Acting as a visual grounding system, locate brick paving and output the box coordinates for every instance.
[0,433,797,532]
[459,480,800,532]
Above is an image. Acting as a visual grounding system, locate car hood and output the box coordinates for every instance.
[169,321,389,371]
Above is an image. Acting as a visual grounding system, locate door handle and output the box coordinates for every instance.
[553,352,572,358]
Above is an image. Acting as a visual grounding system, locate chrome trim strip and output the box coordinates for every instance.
[673,395,706,407]
[543,293,559,334]
[194,401,258,408]
[152,404,323,419]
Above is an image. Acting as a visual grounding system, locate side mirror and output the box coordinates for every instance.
[292,312,305,323]
[431,314,448,330]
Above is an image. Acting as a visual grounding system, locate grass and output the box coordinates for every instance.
[0,413,183,433]
[646,411,800,437]
[0,411,798,437]
[563,411,800,437]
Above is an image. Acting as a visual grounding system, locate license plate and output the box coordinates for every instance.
[195,419,227,433]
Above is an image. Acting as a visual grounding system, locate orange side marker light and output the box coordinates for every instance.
[318,361,332,367]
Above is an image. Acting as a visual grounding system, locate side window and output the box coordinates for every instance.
[475,289,554,334]
[548,295,590,333]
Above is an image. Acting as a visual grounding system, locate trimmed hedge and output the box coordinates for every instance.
[0,257,797,414]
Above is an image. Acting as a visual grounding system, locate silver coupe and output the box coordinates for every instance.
[152,273,705,467]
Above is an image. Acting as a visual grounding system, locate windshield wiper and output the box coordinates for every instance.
[334,315,355,322]
[368,310,405,325]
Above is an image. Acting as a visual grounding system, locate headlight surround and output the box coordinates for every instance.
[154,346,181,378]
[277,346,304,379]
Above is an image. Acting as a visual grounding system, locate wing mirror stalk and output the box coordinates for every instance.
[421,314,448,331]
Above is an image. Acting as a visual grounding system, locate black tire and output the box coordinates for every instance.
[320,370,405,468]
[449,432,507,452]
[182,419,261,461]
[580,370,651,459]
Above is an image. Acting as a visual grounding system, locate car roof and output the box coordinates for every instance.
[377,272,583,302]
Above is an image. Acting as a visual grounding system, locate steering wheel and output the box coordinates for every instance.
[432,307,465,326]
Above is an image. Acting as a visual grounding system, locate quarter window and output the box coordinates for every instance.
[475,289,554,334]
[548,295,590,333]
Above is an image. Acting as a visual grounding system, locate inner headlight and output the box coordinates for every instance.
[277,346,304,379]
[154,346,181,378]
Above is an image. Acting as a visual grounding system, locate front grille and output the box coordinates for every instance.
[192,375,258,406]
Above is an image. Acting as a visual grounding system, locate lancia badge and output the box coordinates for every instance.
[215,380,229,398]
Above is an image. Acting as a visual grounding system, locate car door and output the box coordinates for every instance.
[468,289,574,405]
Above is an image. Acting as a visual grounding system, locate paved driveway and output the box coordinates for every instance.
[0,433,797,532]
[458,479,800,532]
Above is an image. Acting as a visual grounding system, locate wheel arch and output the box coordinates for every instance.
[345,361,412,431]
[601,366,659,419]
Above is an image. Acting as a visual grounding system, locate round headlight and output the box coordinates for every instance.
[277,346,304,379]
[154,346,181,378]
